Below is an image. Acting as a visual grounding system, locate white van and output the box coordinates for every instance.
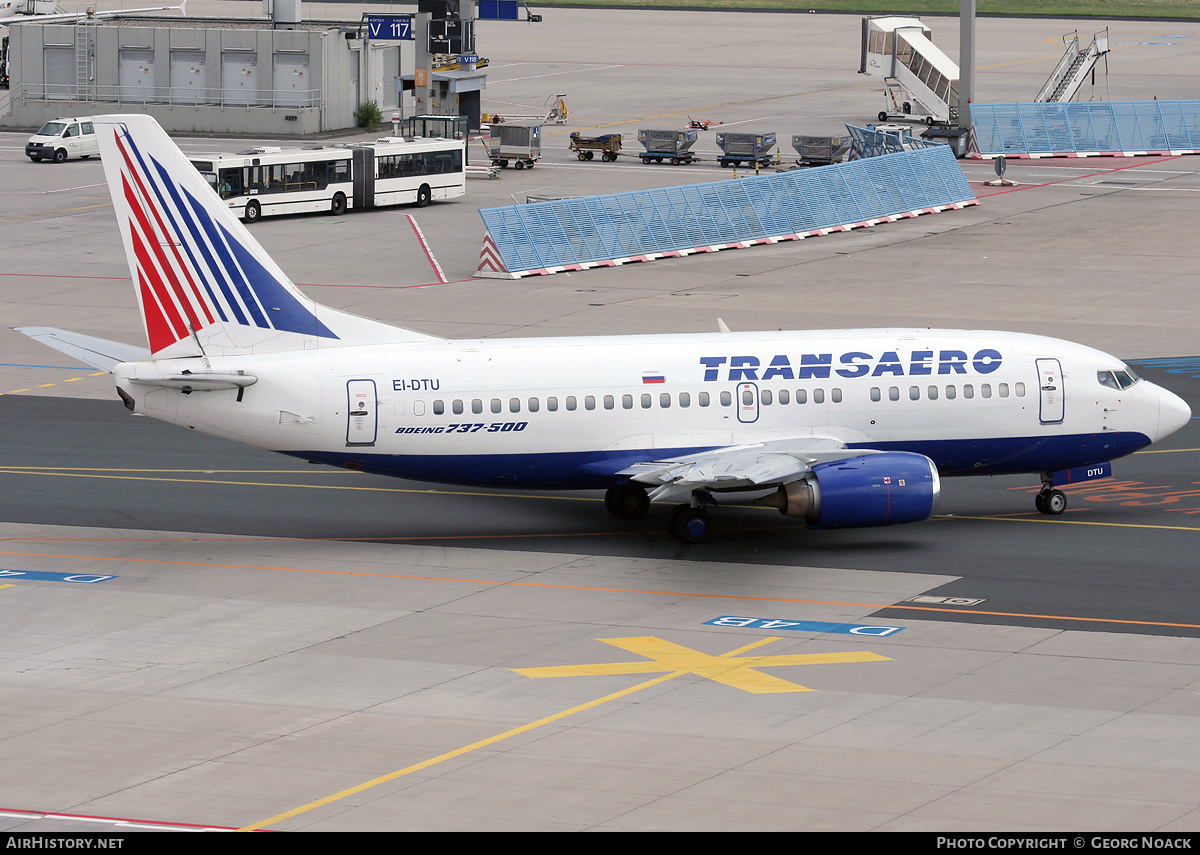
[25,118,100,163]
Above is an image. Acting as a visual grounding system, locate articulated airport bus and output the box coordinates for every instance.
[188,137,466,223]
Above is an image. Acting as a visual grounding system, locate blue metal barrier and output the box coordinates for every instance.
[844,124,941,159]
[971,101,1200,157]
[478,144,975,275]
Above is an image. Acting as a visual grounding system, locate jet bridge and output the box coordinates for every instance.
[860,16,959,126]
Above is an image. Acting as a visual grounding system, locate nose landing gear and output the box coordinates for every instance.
[1035,473,1067,515]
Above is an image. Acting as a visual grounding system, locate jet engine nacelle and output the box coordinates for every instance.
[757,452,939,529]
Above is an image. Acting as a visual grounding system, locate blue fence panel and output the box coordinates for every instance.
[972,100,1200,155]
[480,145,974,272]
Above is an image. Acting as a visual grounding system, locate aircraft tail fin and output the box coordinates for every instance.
[92,114,439,360]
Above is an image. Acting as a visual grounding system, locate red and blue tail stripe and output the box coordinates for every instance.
[111,125,338,354]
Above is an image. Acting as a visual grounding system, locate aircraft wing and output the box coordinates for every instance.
[16,327,151,372]
[616,436,872,503]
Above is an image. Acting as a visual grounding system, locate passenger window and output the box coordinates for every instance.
[889,387,899,401]
[452,399,464,415]
[641,394,651,409]
[547,396,558,411]
[796,389,807,404]
[927,386,938,400]
[761,389,773,405]
[741,389,753,405]
[491,398,502,414]
[999,383,1009,398]
[510,398,521,413]
[777,389,789,405]
[945,385,956,399]
[981,384,992,399]
[831,388,842,403]
[433,400,445,415]
[622,394,633,409]
[472,398,483,414]
[660,393,671,408]
[603,395,614,410]
[813,389,825,404]
[720,391,732,407]
[870,387,881,402]
[584,396,596,410]
[1014,383,1024,397]
[963,384,974,399]
[699,392,710,407]
[909,386,920,401]
[566,396,577,411]
[528,397,540,412]
[679,392,691,408]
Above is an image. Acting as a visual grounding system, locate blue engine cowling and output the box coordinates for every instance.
[758,452,940,529]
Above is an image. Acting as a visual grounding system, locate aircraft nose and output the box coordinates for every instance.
[1156,384,1192,441]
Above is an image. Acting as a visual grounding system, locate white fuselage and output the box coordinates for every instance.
[112,328,1189,490]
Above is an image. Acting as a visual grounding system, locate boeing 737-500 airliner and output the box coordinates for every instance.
[19,115,1192,543]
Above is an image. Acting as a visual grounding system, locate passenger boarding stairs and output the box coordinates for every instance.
[1036,29,1109,103]
[862,18,959,126]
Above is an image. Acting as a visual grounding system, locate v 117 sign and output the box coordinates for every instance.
[366,15,413,40]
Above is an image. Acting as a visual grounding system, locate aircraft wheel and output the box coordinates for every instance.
[669,505,711,545]
[605,484,650,521]
[1036,489,1067,515]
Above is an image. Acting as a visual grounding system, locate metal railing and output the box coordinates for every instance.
[10,82,322,109]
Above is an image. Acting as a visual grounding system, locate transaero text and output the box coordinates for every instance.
[699,349,1004,381]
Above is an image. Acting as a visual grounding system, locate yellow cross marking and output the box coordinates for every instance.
[512,636,891,694]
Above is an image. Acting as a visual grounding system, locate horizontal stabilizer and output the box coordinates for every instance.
[16,327,152,372]
[127,371,257,392]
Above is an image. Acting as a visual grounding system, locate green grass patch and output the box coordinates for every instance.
[527,0,1200,19]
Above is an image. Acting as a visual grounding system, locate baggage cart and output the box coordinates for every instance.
[716,131,776,168]
[569,132,622,162]
[790,135,851,166]
[636,128,698,165]
[485,122,541,169]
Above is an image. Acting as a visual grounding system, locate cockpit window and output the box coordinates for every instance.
[1097,368,1140,390]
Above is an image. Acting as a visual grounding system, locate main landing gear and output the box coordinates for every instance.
[603,484,718,544]
[604,483,650,521]
[1035,473,1067,515]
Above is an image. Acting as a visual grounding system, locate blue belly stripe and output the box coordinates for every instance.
[282,432,1151,490]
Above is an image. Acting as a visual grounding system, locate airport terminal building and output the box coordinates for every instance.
[0,4,484,135]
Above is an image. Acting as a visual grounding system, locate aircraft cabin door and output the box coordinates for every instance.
[346,379,378,446]
[1036,358,1064,424]
[737,382,759,424]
